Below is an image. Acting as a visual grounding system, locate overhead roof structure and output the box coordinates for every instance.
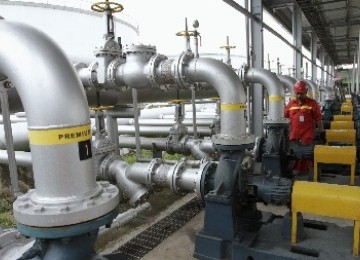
[263,0,360,67]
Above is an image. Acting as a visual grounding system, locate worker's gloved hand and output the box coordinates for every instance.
[314,130,326,144]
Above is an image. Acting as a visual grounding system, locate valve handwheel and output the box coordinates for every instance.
[91,0,124,13]
[176,31,196,37]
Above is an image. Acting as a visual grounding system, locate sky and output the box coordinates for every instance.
[117,0,296,72]
[116,0,320,78]
[11,0,320,78]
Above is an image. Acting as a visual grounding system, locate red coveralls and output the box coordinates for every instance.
[284,97,322,173]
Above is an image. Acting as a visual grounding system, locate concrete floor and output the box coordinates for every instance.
[100,174,359,260]
[140,202,356,260]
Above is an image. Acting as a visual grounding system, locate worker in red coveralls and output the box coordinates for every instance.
[284,80,323,176]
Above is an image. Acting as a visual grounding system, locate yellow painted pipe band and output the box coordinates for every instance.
[29,124,91,145]
[221,103,246,111]
[268,95,284,102]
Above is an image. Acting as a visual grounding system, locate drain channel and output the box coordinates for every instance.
[111,197,203,259]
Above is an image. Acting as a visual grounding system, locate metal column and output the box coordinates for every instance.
[311,31,318,82]
[250,0,264,137]
[293,4,303,79]
[320,46,325,89]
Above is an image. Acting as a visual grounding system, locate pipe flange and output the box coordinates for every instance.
[74,62,99,90]
[73,62,87,71]
[99,153,119,180]
[146,158,163,187]
[79,61,100,90]
[123,44,157,56]
[13,181,119,229]
[263,118,290,126]
[171,51,194,89]
[195,160,212,198]
[167,159,186,194]
[147,53,168,88]
[212,133,255,146]
[107,58,127,91]
[237,63,249,85]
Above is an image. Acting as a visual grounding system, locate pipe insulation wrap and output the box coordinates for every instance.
[186,58,246,137]
[244,68,285,121]
[0,21,118,227]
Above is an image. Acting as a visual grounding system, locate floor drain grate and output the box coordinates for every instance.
[112,197,203,259]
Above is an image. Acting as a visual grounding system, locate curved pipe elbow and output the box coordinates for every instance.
[304,79,319,102]
[244,68,285,121]
[278,75,296,97]
[0,22,120,228]
[0,21,90,127]
[186,58,247,138]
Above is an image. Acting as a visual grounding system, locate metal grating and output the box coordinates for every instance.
[112,197,203,260]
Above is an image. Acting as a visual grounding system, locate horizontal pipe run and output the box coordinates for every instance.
[118,125,212,136]
[116,118,214,126]
[126,159,208,194]
[118,136,168,151]
[0,150,32,167]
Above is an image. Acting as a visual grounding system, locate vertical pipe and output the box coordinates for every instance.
[250,0,264,137]
[352,48,356,93]
[185,18,191,51]
[0,84,20,196]
[132,88,141,158]
[106,114,120,155]
[357,31,360,94]
[245,0,251,132]
[293,4,303,79]
[191,86,198,139]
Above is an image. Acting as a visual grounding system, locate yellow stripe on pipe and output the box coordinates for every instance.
[29,124,91,145]
[221,103,246,111]
[268,95,284,102]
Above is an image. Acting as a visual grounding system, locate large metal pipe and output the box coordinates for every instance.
[186,58,248,141]
[118,136,168,151]
[242,67,285,121]
[278,74,296,97]
[0,122,29,151]
[304,79,319,101]
[100,155,149,206]
[118,136,215,160]
[118,125,212,136]
[125,158,210,195]
[0,150,32,167]
[117,118,214,126]
[0,21,118,228]
[80,45,251,143]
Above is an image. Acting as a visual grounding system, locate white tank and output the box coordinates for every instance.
[0,1,139,63]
